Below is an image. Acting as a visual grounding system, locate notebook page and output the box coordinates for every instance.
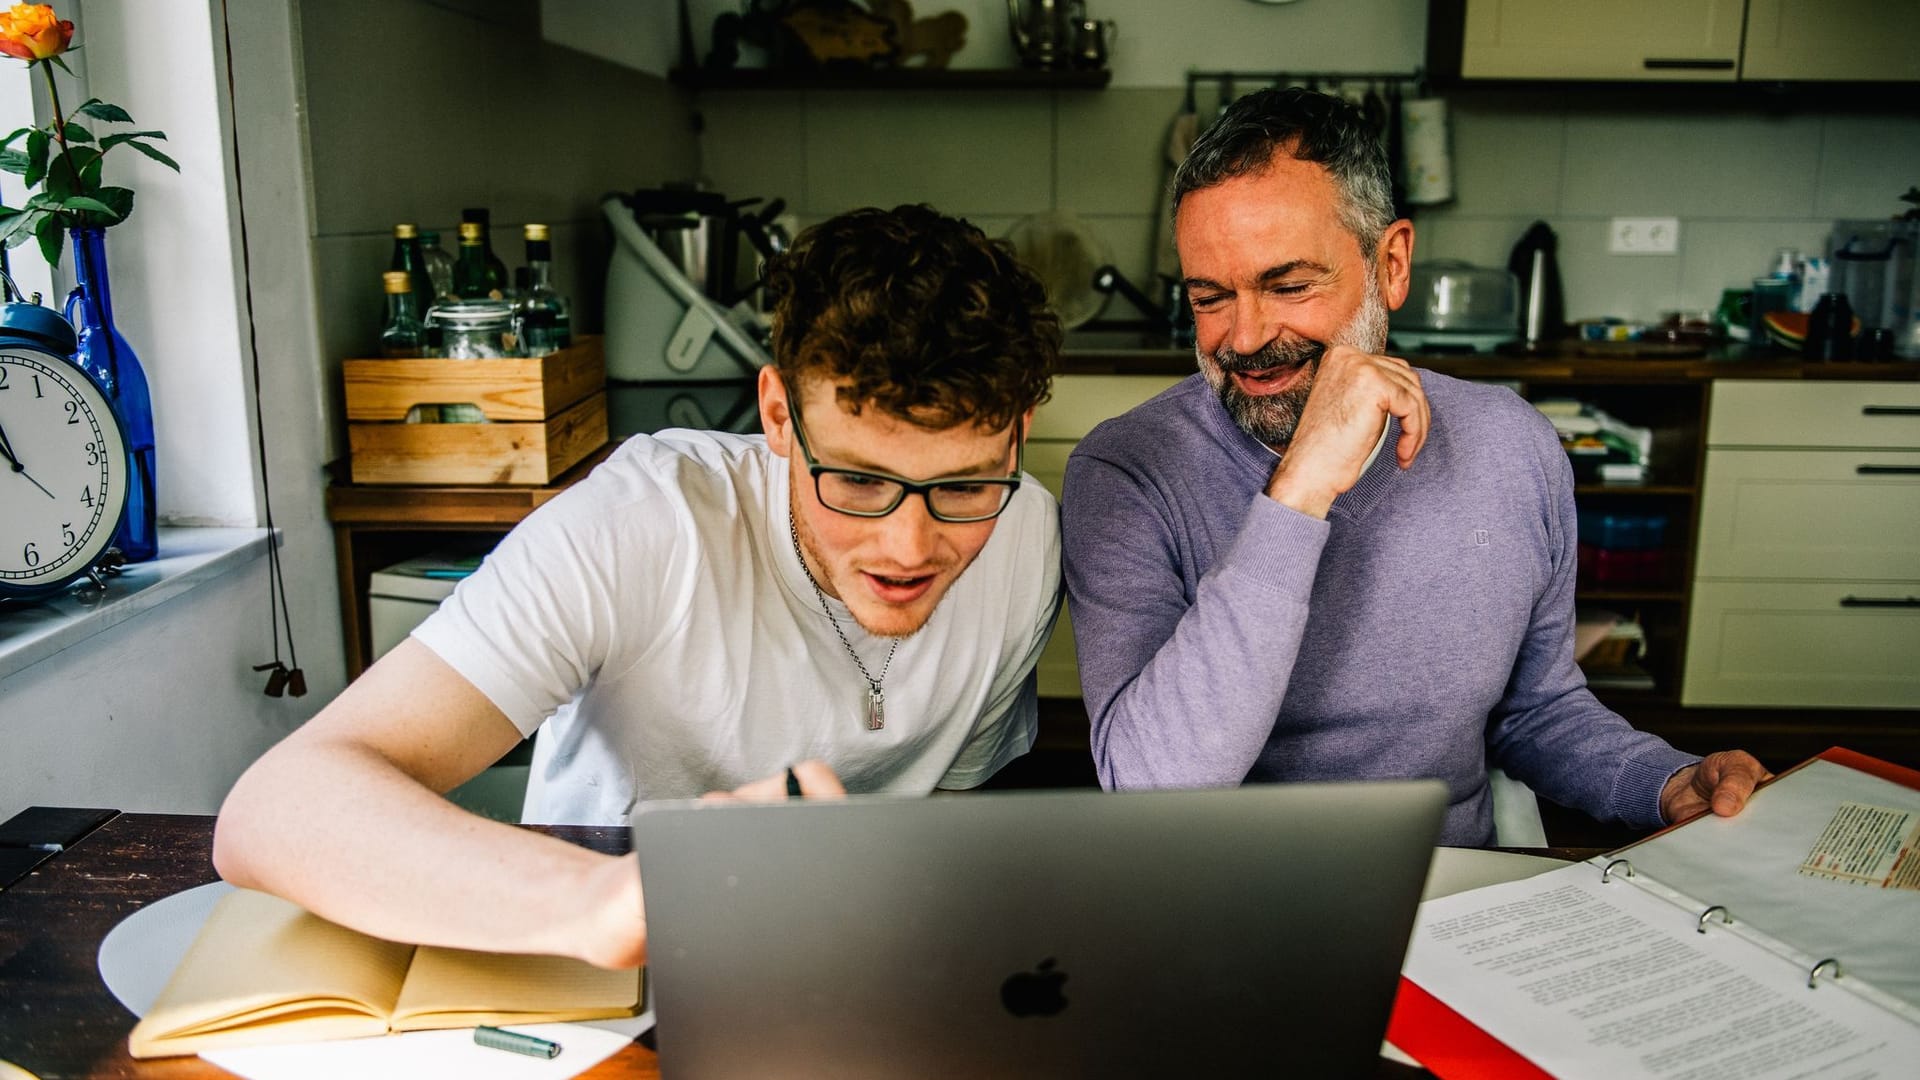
[1403,861,1918,1078]
[1619,759,1920,1015]
[388,947,641,1030]
[129,889,413,1056]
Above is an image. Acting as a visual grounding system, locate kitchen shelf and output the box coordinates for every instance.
[1572,483,1697,497]
[668,67,1111,91]
[1576,587,1688,602]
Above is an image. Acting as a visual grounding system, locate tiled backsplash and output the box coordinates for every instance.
[699,86,1920,325]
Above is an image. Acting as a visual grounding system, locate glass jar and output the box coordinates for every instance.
[427,298,520,359]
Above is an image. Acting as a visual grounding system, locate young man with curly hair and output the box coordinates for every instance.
[215,205,1063,969]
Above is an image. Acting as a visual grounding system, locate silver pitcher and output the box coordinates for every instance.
[1007,0,1067,69]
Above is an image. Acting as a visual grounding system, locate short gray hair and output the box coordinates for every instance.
[1172,87,1396,255]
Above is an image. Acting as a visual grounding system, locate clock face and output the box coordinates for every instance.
[0,348,130,594]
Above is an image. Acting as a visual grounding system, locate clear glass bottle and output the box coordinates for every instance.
[451,221,497,300]
[379,271,428,358]
[461,206,509,296]
[388,224,435,323]
[418,228,454,303]
[519,222,573,356]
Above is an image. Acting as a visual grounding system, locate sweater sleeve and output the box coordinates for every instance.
[1062,448,1330,790]
[1484,421,1698,829]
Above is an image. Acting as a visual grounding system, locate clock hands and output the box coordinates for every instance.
[0,418,57,500]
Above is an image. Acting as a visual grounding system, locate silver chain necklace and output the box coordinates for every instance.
[789,512,898,731]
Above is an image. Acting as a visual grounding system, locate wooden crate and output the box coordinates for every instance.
[344,338,609,485]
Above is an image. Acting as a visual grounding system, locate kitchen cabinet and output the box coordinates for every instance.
[1742,0,1920,82]
[1433,0,1920,83]
[1028,373,1184,697]
[1684,380,1920,708]
[1450,0,1744,82]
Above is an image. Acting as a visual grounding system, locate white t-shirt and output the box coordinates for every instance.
[413,429,1063,825]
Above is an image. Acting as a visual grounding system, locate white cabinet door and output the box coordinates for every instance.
[1743,0,1920,82]
[1709,380,1920,449]
[1461,0,1743,81]
[1683,580,1920,707]
[1694,449,1920,580]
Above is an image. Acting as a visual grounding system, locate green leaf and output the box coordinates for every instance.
[22,192,54,211]
[33,211,62,267]
[59,195,116,216]
[23,129,47,188]
[120,139,179,172]
[89,185,133,224]
[99,130,167,148]
[47,54,73,78]
[0,208,38,248]
[61,121,93,143]
[0,127,32,150]
[0,149,27,176]
[79,152,102,189]
[48,146,99,199]
[76,100,133,125]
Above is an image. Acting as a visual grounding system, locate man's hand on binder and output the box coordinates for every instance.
[1659,750,1773,825]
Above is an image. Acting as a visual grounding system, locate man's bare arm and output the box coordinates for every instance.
[212,639,646,969]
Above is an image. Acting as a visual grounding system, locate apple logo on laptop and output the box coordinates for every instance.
[1000,957,1068,1017]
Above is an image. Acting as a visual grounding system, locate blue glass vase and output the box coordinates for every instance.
[64,226,157,562]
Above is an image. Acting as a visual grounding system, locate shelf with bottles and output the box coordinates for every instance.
[667,66,1110,91]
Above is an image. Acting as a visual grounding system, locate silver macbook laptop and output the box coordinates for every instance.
[631,781,1446,1079]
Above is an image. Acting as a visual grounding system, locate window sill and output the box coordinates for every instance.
[0,527,272,682]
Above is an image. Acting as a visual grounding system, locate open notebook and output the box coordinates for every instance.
[1394,747,1920,1078]
[128,889,642,1058]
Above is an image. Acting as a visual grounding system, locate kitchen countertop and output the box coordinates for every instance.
[1059,333,1920,381]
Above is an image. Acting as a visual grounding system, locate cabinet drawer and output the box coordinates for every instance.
[1708,380,1920,449]
[1695,449,1920,580]
[1682,581,1920,708]
[1031,375,1184,441]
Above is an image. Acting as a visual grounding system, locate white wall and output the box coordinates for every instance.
[0,0,342,817]
[58,0,259,527]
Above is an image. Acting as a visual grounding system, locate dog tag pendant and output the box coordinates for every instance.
[866,686,885,731]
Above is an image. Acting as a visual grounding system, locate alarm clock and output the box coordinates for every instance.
[0,302,131,600]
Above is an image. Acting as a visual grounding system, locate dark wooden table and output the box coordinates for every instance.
[0,812,656,1079]
[1,811,1578,1078]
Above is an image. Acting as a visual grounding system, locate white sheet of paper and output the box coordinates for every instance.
[1405,861,1920,1078]
[97,881,653,1080]
[1616,759,1920,1016]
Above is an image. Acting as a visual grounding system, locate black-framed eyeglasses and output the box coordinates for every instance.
[783,377,1024,523]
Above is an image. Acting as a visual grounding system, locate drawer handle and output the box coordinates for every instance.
[1642,58,1736,70]
[1857,465,1920,475]
[1839,596,1920,608]
[1862,406,1920,417]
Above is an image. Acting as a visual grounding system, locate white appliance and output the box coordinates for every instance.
[602,196,770,382]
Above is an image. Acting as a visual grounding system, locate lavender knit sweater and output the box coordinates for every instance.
[1061,371,1697,846]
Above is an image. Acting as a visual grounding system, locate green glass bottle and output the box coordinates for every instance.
[451,222,496,300]
[388,224,435,322]
[378,271,428,357]
[518,223,573,356]
[461,206,509,296]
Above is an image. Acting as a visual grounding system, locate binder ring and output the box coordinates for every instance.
[1696,905,1731,933]
[1601,858,1634,883]
[1808,958,1841,988]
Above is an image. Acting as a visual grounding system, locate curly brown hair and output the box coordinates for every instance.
[765,205,1058,431]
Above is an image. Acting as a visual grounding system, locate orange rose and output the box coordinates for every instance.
[0,4,72,62]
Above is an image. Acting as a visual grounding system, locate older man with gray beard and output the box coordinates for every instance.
[1060,88,1764,846]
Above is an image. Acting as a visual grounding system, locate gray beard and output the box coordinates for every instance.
[1200,278,1391,448]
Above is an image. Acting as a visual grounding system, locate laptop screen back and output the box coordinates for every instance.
[632,780,1446,1079]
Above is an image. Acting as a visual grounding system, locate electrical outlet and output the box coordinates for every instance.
[1609,217,1680,255]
